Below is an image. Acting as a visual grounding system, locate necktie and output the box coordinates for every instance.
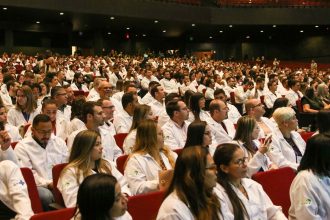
[220,122,228,134]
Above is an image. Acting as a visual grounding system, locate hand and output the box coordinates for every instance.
[0,130,11,151]
[259,135,272,154]
[47,182,54,190]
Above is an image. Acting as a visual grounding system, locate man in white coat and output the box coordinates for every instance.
[206,99,236,155]
[162,100,189,149]
[0,130,33,220]
[51,86,71,121]
[14,114,68,211]
[67,101,122,162]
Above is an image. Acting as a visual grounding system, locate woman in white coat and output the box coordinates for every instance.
[123,104,155,154]
[0,130,33,220]
[25,99,70,141]
[213,143,287,220]
[268,107,306,170]
[289,133,330,220]
[157,146,222,220]
[124,119,177,195]
[233,116,276,177]
[7,85,39,128]
[58,130,130,208]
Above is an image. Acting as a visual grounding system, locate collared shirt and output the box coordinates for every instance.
[162,120,189,150]
[113,110,133,134]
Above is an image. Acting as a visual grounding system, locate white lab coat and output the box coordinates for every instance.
[57,105,72,122]
[0,160,34,220]
[214,179,287,220]
[0,91,14,110]
[268,129,306,170]
[113,110,133,134]
[157,190,227,220]
[124,151,177,195]
[149,100,165,117]
[187,110,211,123]
[69,118,85,134]
[123,129,136,154]
[286,89,303,107]
[289,170,330,220]
[227,103,241,124]
[264,90,282,109]
[5,123,22,142]
[140,93,155,105]
[207,118,235,155]
[258,117,277,139]
[67,126,122,162]
[162,120,189,150]
[86,88,99,101]
[14,135,69,187]
[156,192,196,220]
[58,160,130,208]
[159,78,179,94]
[7,108,39,128]
[70,83,89,92]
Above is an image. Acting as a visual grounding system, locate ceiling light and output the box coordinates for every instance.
[36,21,40,24]
[142,34,146,37]
[154,20,159,23]
[219,30,223,33]
[60,12,64,15]
[163,30,166,33]
[191,24,195,27]
[110,17,115,20]
[315,25,319,28]
[107,32,111,35]
[246,36,250,39]
[229,25,233,28]
[300,30,304,33]
[273,25,276,28]
[126,27,130,30]
[3,8,7,10]
[209,36,213,39]
[260,30,264,33]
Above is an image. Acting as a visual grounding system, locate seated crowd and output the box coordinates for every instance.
[0,52,329,219]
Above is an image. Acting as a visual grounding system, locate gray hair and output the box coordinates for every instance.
[273,107,296,125]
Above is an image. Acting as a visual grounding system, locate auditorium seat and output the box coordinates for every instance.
[252,167,296,217]
[52,163,68,208]
[30,207,76,220]
[127,190,166,220]
[20,167,44,213]
[116,154,129,174]
[114,133,128,152]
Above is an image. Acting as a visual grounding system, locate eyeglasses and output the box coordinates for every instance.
[102,106,115,109]
[35,129,52,135]
[252,103,263,108]
[233,157,248,166]
[205,164,217,171]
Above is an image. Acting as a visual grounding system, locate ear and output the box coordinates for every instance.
[219,164,229,174]
[87,113,93,120]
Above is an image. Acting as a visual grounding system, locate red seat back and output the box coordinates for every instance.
[116,154,129,174]
[114,133,128,152]
[20,167,43,213]
[30,207,76,220]
[173,148,183,155]
[252,167,296,217]
[127,190,165,220]
[299,131,314,142]
[52,163,68,208]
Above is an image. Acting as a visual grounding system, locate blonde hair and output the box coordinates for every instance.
[61,130,112,182]
[272,107,296,125]
[132,119,175,168]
